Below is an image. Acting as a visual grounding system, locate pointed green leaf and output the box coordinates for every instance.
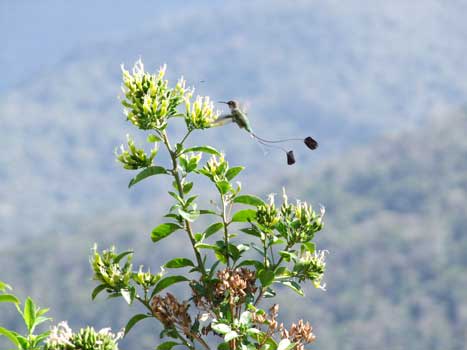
[147,134,162,143]
[302,242,316,254]
[157,341,181,350]
[151,276,189,297]
[216,180,231,195]
[125,314,151,336]
[128,166,167,188]
[0,294,20,304]
[151,223,181,243]
[279,281,304,296]
[164,258,195,269]
[181,146,220,156]
[233,195,265,207]
[0,281,12,292]
[91,285,108,300]
[225,166,244,181]
[23,297,35,333]
[231,209,257,223]
[0,327,20,347]
[258,270,275,287]
[114,250,133,263]
[204,222,224,238]
[178,209,199,222]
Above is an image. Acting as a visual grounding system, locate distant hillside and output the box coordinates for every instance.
[1,112,466,350]
[3,0,467,239]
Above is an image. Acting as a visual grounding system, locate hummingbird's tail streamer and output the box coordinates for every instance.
[251,133,319,150]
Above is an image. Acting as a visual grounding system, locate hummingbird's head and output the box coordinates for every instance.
[219,100,239,109]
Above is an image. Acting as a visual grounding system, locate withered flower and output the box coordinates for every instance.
[287,150,296,165]
[304,136,319,150]
[215,268,257,301]
[150,293,191,333]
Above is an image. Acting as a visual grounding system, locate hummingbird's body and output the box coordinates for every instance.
[216,100,253,133]
[215,99,318,165]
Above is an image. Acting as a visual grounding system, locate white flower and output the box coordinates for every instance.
[46,321,74,347]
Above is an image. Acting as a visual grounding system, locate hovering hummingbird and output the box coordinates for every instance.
[214,100,318,165]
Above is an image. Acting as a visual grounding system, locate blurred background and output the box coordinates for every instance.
[1,1,467,349]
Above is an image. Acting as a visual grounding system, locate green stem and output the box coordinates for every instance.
[161,131,206,275]
[221,195,230,267]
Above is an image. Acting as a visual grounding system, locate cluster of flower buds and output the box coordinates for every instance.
[256,195,280,230]
[133,265,163,290]
[280,320,316,350]
[215,268,257,301]
[255,189,324,244]
[121,60,189,130]
[279,189,325,244]
[90,245,132,290]
[293,250,327,290]
[115,134,157,170]
[44,322,123,350]
[150,293,192,334]
[185,95,220,130]
[199,154,228,182]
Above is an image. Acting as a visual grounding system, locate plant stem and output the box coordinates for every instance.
[221,195,230,267]
[161,130,206,274]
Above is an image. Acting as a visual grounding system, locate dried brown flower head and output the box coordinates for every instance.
[150,293,192,333]
[215,268,257,300]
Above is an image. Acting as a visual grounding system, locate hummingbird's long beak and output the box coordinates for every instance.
[218,101,228,104]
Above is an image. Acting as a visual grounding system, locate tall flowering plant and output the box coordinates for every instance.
[91,60,328,350]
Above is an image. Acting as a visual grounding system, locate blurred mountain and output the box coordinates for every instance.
[1,112,466,350]
[2,0,467,238]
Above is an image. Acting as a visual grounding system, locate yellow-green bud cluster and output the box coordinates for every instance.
[256,203,280,230]
[293,250,327,290]
[133,266,163,290]
[71,326,121,350]
[201,154,228,182]
[90,246,132,290]
[184,95,219,130]
[121,60,189,130]
[116,135,157,170]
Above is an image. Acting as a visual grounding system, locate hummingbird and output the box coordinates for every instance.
[215,100,318,165]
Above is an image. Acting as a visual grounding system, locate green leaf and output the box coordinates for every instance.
[258,270,275,287]
[279,281,304,296]
[224,330,239,342]
[0,281,12,292]
[236,260,264,269]
[240,227,261,238]
[302,242,316,254]
[0,294,20,304]
[225,166,244,181]
[128,166,167,188]
[151,223,181,243]
[181,146,220,156]
[231,209,257,223]
[0,327,20,347]
[182,182,194,194]
[125,314,151,336]
[278,251,296,262]
[91,284,108,300]
[157,341,181,350]
[147,134,162,142]
[114,250,133,263]
[23,297,35,333]
[199,209,217,215]
[211,323,231,335]
[233,194,265,207]
[164,258,195,269]
[195,243,217,250]
[204,222,224,238]
[152,276,189,297]
[178,209,199,222]
[216,180,231,195]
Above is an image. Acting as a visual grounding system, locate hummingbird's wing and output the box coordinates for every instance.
[212,114,234,127]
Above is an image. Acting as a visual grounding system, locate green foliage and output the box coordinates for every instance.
[0,282,51,350]
[90,60,327,350]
